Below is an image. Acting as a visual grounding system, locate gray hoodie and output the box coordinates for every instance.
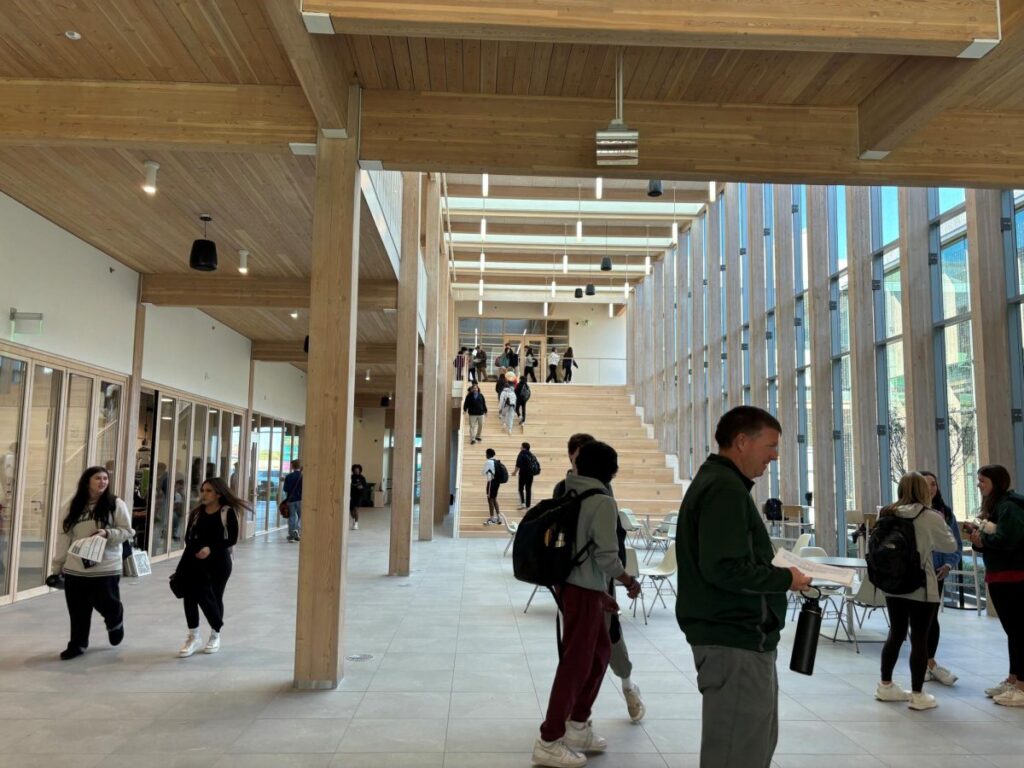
[562,472,625,592]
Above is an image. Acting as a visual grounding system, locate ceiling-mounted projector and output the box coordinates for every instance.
[596,49,637,166]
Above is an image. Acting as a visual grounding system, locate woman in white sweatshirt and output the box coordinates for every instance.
[50,466,134,660]
[873,472,957,710]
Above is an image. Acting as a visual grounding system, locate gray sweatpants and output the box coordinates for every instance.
[606,612,633,680]
[692,645,778,768]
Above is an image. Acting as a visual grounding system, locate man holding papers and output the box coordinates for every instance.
[676,406,811,768]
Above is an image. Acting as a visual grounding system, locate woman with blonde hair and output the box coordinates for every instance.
[872,472,957,711]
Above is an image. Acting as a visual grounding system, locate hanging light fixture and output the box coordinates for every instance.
[609,302,614,318]
[481,195,487,239]
[574,287,584,299]
[644,225,651,276]
[478,277,484,296]
[551,279,557,298]
[562,225,569,273]
[708,181,716,202]
[478,299,483,315]
[189,214,217,271]
[600,223,612,271]
[562,253,568,273]
[595,177,603,200]
[576,184,583,240]
[482,173,489,197]
[237,249,249,275]
[142,160,160,195]
[543,301,549,316]
[365,369,371,381]
[480,251,486,272]
[623,280,629,300]
[672,185,679,244]
[585,283,596,296]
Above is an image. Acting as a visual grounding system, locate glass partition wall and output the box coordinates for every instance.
[0,346,125,604]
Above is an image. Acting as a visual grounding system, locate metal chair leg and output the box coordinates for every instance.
[524,585,539,614]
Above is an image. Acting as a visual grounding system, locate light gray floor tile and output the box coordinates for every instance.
[227,718,348,753]
[337,718,447,753]
[355,692,451,719]
[260,690,365,719]
[331,755,444,768]
[449,691,542,719]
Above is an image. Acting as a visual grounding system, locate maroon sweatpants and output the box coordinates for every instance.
[540,582,612,742]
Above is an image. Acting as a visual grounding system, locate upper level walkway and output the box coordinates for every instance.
[1,509,1022,766]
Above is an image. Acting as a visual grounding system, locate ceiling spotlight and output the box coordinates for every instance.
[600,255,612,271]
[142,160,159,195]
[238,249,249,275]
[64,30,82,41]
[365,369,371,381]
[189,214,217,272]
[482,173,489,197]
[574,288,584,299]
[478,299,483,315]
[290,310,299,319]
[647,179,663,198]
[596,49,638,166]
[585,284,596,296]
[595,177,603,200]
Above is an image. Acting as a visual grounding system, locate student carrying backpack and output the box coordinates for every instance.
[867,509,927,595]
[493,459,509,485]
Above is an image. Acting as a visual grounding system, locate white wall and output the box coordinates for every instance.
[252,361,307,424]
[352,407,387,488]
[142,306,251,409]
[0,192,138,373]
[454,301,628,385]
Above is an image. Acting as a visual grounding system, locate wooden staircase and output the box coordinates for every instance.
[456,383,683,538]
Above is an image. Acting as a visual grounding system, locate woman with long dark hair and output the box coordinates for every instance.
[967,464,1024,706]
[50,466,133,660]
[874,472,956,711]
[561,346,579,383]
[176,477,249,657]
[920,471,963,686]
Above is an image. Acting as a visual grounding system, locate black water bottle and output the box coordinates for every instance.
[790,589,822,676]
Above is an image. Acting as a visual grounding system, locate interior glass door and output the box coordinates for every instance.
[0,355,28,598]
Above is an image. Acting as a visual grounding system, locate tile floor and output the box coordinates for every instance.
[1,509,1023,767]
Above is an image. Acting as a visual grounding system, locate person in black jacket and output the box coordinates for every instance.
[507,344,520,372]
[350,464,369,530]
[514,375,530,426]
[463,383,487,444]
[562,347,579,383]
[177,477,248,658]
[513,442,536,509]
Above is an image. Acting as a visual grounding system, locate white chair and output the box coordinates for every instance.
[795,546,845,621]
[646,513,678,562]
[832,577,889,653]
[500,513,518,556]
[790,533,812,554]
[624,547,647,624]
[639,545,678,617]
[619,508,650,549]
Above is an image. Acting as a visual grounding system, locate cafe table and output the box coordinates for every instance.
[802,556,885,651]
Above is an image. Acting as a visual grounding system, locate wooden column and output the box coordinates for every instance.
[389,172,421,576]
[636,283,647,415]
[847,186,881,516]
[725,183,743,407]
[967,189,1014,466]
[676,236,692,478]
[706,197,724,430]
[242,358,255,531]
[664,245,678,454]
[652,259,665,448]
[419,175,441,540]
[690,217,708,459]
[120,294,146,502]
[774,185,800,503]
[806,186,837,553]
[434,257,451,525]
[294,87,361,689]
[899,187,939,473]
[747,184,768,505]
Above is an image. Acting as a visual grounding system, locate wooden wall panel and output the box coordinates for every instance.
[690,217,707,461]
[773,185,799,503]
[725,184,743,407]
[706,196,723,432]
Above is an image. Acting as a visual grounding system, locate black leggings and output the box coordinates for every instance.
[881,596,935,691]
[546,364,558,383]
[184,559,232,632]
[988,580,1024,678]
[518,474,534,507]
[927,579,944,659]
[516,399,527,422]
[524,366,537,382]
[562,363,573,382]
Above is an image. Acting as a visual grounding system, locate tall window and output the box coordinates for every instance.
[739,184,751,404]
[1007,189,1024,485]
[793,186,813,501]
[764,185,780,496]
[830,187,855,518]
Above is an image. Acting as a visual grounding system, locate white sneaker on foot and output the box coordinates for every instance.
[994,687,1024,707]
[353,522,359,530]
[624,684,646,722]
[203,631,221,654]
[564,720,607,753]
[986,679,1015,698]
[927,665,958,686]
[875,682,911,702]
[908,691,938,710]
[532,737,586,768]
[178,631,203,658]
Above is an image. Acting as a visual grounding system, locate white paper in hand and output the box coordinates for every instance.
[69,535,107,564]
[771,548,855,587]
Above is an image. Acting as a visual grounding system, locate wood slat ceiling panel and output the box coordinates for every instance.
[0,146,395,282]
[202,308,397,347]
[342,35,905,106]
[0,0,296,84]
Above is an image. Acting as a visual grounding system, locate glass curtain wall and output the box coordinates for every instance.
[829,187,855,518]
[764,185,780,497]
[0,355,28,598]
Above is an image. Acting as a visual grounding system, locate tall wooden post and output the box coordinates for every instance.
[806,186,837,553]
[967,189,1014,466]
[419,175,441,540]
[293,87,361,689]
[847,187,881,516]
[747,184,768,504]
[706,198,724,430]
[434,252,451,525]
[690,217,708,459]
[389,172,421,576]
[676,234,692,478]
[899,187,939,473]
[120,294,146,502]
[774,185,799,503]
[725,183,743,407]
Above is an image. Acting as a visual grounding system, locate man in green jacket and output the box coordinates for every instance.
[676,406,811,768]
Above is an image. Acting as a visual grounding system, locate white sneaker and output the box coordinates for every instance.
[875,682,911,702]
[353,522,359,530]
[531,738,586,768]
[908,691,938,710]
[986,679,1015,698]
[624,684,646,723]
[178,631,203,658]
[994,687,1024,707]
[563,720,607,753]
[203,631,221,654]
[927,665,958,686]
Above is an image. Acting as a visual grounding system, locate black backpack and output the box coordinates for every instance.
[527,452,541,476]
[493,460,509,484]
[512,488,605,587]
[763,498,783,522]
[867,509,926,595]
[519,381,531,402]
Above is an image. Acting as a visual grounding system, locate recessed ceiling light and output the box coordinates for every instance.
[64,30,82,41]
[290,310,299,319]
